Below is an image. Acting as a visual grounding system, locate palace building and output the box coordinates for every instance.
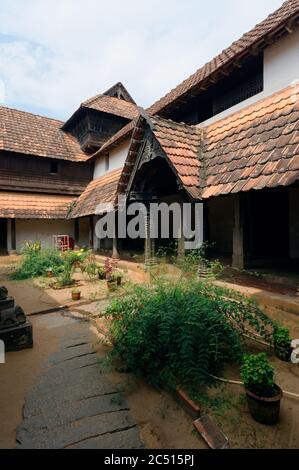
[1,0,299,271]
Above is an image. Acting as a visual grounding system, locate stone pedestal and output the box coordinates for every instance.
[0,286,33,352]
[0,320,33,352]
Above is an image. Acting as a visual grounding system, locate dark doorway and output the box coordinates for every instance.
[246,188,289,264]
[0,219,7,254]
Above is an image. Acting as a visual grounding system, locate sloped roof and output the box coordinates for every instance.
[118,83,299,200]
[68,168,122,218]
[201,82,299,198]
[83,94,138,120]
[63,83,138,130]
[0,106,87,161]
[151,116,202,198]
[148,0,299,116]
[117,113,202,199]
[0,192,76,219]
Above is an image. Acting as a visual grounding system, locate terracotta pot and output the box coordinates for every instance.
[71,292,81,301]
[245,385,282,425]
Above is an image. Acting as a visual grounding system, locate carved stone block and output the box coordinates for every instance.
[0,297,15,312]
[0,305,26,330]
[0,319,33,352]
[0,286,8,300]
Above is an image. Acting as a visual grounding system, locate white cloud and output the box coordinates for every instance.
[0,0,284,119]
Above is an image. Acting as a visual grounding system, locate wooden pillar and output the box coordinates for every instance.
[144,207,155,266]
[74,218,79,247]
[177,205,185,261]
[11,219,16,251]
[232,194,245,269]
[89,215,94,249]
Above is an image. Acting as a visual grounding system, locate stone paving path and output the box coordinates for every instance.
[16,312,142,449]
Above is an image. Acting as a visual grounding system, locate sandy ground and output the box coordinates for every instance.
[0,314,62,448]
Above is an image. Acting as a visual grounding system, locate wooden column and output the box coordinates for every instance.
[144,207,155,266]
[89,215,94,249]
[74,219,79,248]
[177,205,185,261]
[232,194,245,269]
[11,219,16,252]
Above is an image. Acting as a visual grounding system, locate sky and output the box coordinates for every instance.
[0,0,284,120]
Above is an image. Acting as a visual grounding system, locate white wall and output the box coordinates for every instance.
[15,219,74,252]
[93,140,130,179]
[201,28,299,126]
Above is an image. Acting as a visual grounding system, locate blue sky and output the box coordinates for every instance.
[0,0,283,120]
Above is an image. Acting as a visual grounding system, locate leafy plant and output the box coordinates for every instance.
[97,264,106,279]
[71,288,81,294]
[104,258,118,280]
[240,353,276,397]
[105,280,243,391]
[85,262,98,279]
[273,325,291,351]
[10,245,64,279]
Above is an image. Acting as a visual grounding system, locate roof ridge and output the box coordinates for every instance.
[148,0,299,115]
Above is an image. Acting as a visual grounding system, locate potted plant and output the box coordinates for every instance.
[106,273,117,291]
[45,267,53,278]
[273,325,292,362]
[114,271,123,286]
[104,258,118,290]
[97,264,106,280]
[71,288,81,301]
[241,353,282,425]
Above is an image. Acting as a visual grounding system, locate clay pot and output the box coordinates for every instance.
[71,291,81,301]
[245,385,282,425]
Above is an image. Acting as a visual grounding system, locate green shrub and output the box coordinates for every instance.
[11,245,64,280]
[240,353,276,397]
[105,281,243,390]
[273,325,291,350]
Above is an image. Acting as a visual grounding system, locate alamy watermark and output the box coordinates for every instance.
[95,196,203,250]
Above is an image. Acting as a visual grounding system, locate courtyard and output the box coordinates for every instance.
[0,251,299,449]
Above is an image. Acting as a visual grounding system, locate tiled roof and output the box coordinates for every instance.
[151,116,202,198]
[201,83,299,198]
[0,106,87,161]
[68,168,122,218]
[83,94,138,120]
[148,0,299,116]
[118,83,299,200]
[0,192,76,219]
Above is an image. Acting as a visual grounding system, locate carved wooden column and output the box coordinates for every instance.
[177,205,185,261]
[144,206,155,266]
[232,193,245,269]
